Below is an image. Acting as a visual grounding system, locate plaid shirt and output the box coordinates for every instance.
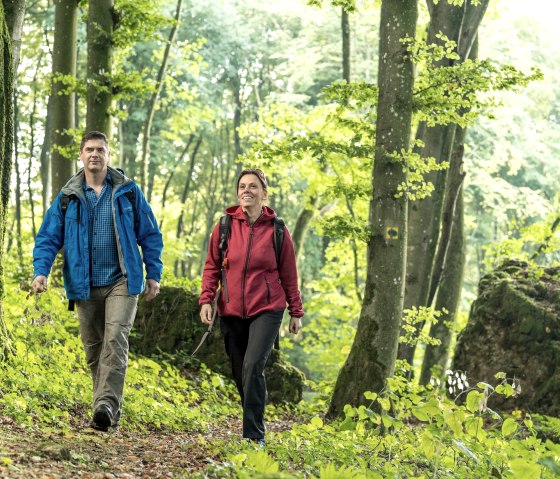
[83,174,123,287]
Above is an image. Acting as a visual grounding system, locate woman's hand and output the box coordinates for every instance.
[289,316,302,334]
[200,303,213,325]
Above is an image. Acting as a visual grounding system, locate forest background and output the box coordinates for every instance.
[0,0,559,477]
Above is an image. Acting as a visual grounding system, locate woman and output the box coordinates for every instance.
[199,168,303,446]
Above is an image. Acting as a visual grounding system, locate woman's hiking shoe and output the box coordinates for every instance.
[246,438,266,448]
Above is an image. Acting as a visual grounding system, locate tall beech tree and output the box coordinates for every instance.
[49,0,78,201]
[329,0,417,417]
[398,0,489,365]
[0,1,14,359]
[86,0,114,135]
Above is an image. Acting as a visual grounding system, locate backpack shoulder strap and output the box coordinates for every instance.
[273,217,285,265]
[219,215,232,262]
[60,193,79,221]
[123,189,138,225]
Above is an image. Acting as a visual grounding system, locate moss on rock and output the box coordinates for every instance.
[452,260,560,415]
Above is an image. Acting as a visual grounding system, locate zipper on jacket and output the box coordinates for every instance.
[241,211,264,318]
[266,279,270,304]
[241,228,254,318]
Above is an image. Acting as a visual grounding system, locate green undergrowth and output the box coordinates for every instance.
[1,282,560,478]
[0,283,244,432]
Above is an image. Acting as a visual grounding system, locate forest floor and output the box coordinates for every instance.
[0,414,296,478]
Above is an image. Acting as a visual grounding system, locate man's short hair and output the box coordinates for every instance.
[80,131,109,151]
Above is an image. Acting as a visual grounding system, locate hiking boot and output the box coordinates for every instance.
[92,404,113,432]
[246,438,266,448]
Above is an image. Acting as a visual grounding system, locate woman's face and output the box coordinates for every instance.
[237,173,268,209]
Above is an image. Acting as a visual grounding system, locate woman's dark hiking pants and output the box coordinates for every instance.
[220,311,283,440]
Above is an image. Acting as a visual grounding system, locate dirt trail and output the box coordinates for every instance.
[0,415,296,478]
[0,417,224,479]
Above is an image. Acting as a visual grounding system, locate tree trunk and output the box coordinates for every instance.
[50,0,77,201]
[398,0,488,365]
[13,95,22,267]
[27,51,43,238]
[0,2,14,359]
[233,81,242,177]
[341,7,350,83]
[2,0,26,74]
[140,0,183,198]
[328,0,417,418]
[86,0,113,135]
[419,185,465,385]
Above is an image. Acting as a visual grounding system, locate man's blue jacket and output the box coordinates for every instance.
[33,167,163,300]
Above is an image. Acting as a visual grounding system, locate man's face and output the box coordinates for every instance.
[80,139,109,175]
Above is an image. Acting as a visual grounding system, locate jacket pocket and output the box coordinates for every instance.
[264,272,281,304]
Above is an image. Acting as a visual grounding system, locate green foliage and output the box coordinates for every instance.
[197,375,560,478]
[404,34,544,127]
[400,306,446,347]
[0,283,239,431]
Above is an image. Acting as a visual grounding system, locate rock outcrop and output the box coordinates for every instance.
[452,261,560,415]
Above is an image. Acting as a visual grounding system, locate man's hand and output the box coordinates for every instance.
[144,279,160,302]
[289,316,302,334]
[200,303,213,326]
[32,275,48,294]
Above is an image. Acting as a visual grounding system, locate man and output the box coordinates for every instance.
[32,131,163,431]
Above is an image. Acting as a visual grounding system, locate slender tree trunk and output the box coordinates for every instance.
[398,0,488,365]
[0,2,15,359]
[140,0,183,198]
[86,0,113,135]
[342,7,350,83]
[420,187,465,385]
[160,135,195,226]
[27,52,43,238]
[233,82,242,177]
[13,94,22,267]
[50,0,77,201]
[328,0,417,418]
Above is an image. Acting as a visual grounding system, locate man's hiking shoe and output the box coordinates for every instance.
[92,405,113,432]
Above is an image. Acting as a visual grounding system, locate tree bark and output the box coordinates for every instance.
[86,0,114,135]
[328,0,417,418]
[0,2,14,359]
[398,0,488,365]
[13,94,22,266]
[140,0,183,198]
[341,7,350,83]
[50,0,77,201]
[2,0,26,74]
[420,186,465,385]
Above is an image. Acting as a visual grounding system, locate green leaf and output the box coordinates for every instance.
[412,409,430,422]
[501,417,518,437]
[444,410,465,436]
[466,390,482,413]
[363,391,378,401]
[377,397,391,411]
[310,416,324,429]
[509,459,540,479]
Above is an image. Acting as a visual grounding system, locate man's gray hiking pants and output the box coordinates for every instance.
[76,278,138,422]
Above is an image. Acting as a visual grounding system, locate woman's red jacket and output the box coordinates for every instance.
[199,205,304,319]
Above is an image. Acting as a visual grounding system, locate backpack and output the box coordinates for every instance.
[218,214,285,350]
[59,189,138,311]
